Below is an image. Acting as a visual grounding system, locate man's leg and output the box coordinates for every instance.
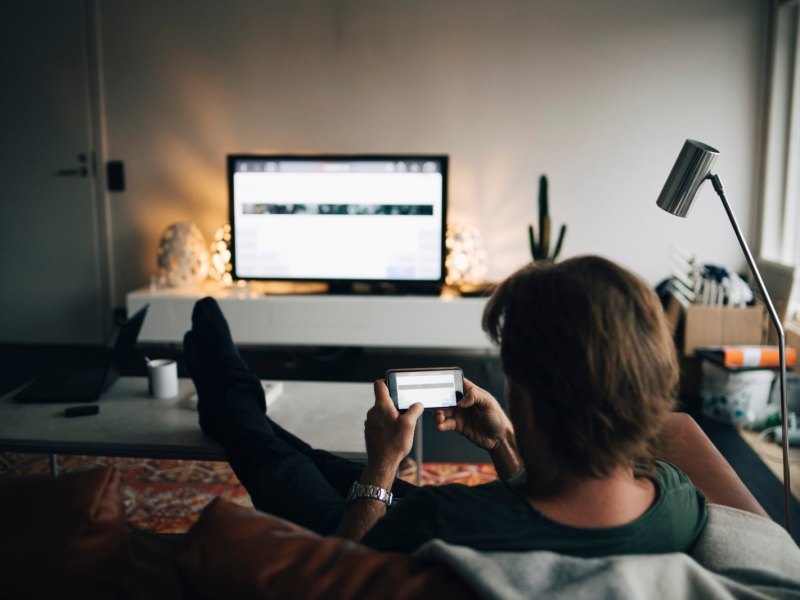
[184,297,348,534]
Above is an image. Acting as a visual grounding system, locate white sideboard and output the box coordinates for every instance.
[126,282,493,350]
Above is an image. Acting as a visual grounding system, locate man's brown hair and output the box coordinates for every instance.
[483,256,678,487]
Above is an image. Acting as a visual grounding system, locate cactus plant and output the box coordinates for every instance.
[528,175,566,262]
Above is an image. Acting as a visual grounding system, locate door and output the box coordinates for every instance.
[0,0,108,344]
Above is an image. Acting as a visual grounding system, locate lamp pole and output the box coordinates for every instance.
[709,174,791,533]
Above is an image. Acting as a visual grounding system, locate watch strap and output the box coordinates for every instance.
[347,481,393,507]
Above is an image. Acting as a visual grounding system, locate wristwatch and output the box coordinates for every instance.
[346,481,393,507]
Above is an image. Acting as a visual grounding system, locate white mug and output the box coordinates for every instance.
[147,359,179,399]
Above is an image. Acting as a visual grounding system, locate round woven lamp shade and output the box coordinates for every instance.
[155,222,210,287]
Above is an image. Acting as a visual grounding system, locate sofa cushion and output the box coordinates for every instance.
[0,466,131,599]
[179,497,478,599]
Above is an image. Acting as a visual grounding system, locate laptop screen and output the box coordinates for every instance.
[101,304,148,393]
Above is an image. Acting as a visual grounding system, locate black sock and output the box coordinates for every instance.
[191,296,250,374]
[183,298,267,440]
[183,330,228,438]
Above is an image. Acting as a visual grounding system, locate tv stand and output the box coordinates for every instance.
[126,282,493,350]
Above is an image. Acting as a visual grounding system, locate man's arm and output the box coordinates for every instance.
[335,464,395,541]
[488,427,524,480]
[335,381,423,542]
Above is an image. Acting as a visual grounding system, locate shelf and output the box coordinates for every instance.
[127,282,494,350]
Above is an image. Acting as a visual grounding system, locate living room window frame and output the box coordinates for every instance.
[761,0,800,322]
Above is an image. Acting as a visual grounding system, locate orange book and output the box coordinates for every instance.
[696,345,797,368]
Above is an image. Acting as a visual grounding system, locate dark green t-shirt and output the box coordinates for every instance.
[362,461,707,556]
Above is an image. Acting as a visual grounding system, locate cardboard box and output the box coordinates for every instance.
[666,298,767,399]
[681,303,767,357]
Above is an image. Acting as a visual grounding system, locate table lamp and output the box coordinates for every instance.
[656,139,791,532]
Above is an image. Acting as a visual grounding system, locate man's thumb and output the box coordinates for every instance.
[405,402,425,422]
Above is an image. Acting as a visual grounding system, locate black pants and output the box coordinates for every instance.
[216,375,418,535]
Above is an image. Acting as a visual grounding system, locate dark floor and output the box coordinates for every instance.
[1,341,798,541]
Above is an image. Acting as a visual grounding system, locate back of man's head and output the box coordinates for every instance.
[483,255,678,486]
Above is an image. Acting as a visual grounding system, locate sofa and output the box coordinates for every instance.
[1,413,799,599]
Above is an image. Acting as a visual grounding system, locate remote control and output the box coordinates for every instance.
[64,405,100,418]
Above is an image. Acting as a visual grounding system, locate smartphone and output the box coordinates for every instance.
[385,367,464,411]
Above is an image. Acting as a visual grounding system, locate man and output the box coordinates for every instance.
[184,255,706,555]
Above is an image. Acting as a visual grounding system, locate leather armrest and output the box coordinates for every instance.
[179,497,477,600]
[658,412,768,518]
[0,466,131,598]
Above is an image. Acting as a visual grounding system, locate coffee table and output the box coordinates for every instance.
[0,377,377,474]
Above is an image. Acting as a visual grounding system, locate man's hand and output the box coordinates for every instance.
[434,379,512,451]
[434,379,523,480]
[362,380,424,489]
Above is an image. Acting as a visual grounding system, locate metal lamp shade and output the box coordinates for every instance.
[656,139,720,218]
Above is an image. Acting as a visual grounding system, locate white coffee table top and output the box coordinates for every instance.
[0,377,373,460]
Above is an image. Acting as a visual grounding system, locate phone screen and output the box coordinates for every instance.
[387,368,463,410]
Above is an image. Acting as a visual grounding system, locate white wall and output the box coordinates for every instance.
[99,0,769,301]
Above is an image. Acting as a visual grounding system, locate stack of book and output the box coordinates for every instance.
[695,345,797,370]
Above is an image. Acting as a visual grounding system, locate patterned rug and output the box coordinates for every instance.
[0,453,497,533]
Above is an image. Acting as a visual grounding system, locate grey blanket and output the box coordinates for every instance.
[414,505,800,599]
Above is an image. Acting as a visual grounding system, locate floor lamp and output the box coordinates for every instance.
[656,139,791,533]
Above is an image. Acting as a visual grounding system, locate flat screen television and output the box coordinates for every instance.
[228,154,448,293]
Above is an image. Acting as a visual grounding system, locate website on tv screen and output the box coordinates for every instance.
[230,157,446,282]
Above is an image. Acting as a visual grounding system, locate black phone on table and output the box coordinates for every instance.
[385,367,464,411]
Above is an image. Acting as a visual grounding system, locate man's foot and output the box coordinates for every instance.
[183,297,266,439]
[190,296,250,374]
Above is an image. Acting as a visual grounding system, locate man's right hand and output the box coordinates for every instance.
[434,379,514,452]
[437,379,524,480]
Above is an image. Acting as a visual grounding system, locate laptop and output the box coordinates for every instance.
[14,304,149,403]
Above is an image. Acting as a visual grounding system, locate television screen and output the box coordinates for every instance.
[228,155,448,289]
